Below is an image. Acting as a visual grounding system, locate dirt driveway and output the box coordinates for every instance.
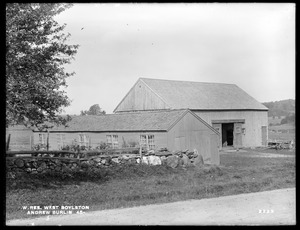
[6,188,295,226]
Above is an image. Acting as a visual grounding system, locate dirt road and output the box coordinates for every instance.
[6,188,295,225]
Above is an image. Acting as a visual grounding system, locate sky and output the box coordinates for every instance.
[54,3,295,115]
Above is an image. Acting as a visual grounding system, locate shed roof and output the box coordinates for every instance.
[43,109,206,132]
[136,78,268,111]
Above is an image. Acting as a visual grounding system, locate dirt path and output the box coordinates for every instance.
[6,188,295,226]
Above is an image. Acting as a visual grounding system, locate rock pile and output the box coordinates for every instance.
[6,148,206,174]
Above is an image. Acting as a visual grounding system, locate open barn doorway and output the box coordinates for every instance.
[222,123,234,147]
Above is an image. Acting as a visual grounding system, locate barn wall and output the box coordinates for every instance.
[167,112,220,165]
[6,126,33,151]
[194,110,268,147]
[115,80,169,112]
[33,131,168,151]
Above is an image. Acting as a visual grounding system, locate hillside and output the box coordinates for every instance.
[262,99,295,117]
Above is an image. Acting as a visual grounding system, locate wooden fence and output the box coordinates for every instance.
[6,147,147,160]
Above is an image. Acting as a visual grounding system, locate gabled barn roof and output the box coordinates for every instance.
[40,109,217,133]
[115,78,268,111]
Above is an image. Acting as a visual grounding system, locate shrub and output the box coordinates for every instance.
[32,143,47,151]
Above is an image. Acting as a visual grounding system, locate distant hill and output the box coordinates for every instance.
[262,99,295,117]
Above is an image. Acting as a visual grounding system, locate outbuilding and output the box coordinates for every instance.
[114,78,269,149]
[33,109,220,165]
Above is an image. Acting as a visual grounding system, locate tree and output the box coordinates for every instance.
[80,104,106,116]
[6,3,79,130]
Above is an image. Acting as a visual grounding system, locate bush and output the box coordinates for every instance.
[32,143,47,151]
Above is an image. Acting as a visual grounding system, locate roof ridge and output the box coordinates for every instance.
[139,77,237,86]
[74,109,188,117]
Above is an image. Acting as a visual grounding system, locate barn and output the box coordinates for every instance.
[114,78,269,149]
[33,109,220,165]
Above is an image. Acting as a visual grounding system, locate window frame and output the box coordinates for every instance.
[38,133,47,145]
[57,133,66,149]
[106,134,119,149]
[78,133,88,147]
[140,134,155,150]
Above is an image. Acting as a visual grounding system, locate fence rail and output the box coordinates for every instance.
[6,147,147,158]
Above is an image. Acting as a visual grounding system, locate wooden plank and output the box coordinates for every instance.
[6,134,11,151]
[6,156,81,161]
[212,119,245,124]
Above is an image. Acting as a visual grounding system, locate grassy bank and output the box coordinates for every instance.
[6,149,295,220]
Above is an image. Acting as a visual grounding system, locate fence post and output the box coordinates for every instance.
[6,134,11,151]
[139,146,142,164]
[46,130,50,151]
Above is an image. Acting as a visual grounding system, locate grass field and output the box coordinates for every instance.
[6,148,295,221]
[268,123,295,142]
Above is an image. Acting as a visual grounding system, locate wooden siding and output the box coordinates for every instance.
[114,79,169,112]
[194,110,268,147]
[167,112,220,165]
[33,132,168,151]
[6,126,33,151]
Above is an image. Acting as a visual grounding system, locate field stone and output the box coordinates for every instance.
[128,157,137,164]
[181,154,191,167]
[142,156,149,165]
[32,161,38,168]
[81,161,89,168]
[94,158,101,163]
[160,156,167,165]
[111,158,120,164]
[15,159,24,168]
[148,155,161,165]
[37,162,47,172]
[23,162,31,168]
[166,155,179,168]
[193,154,204,167]
[54,165,62,171]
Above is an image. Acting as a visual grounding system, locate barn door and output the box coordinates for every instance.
[234,123,242,148]
[212,123,222,149]
[261,126,267,146]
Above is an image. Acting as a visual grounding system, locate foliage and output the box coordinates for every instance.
[6,3,79,130]
[80,104,106,116]
[61,143,92,152]
[263,99,295,117]
[32,143,47,151]
[97,142,110,150]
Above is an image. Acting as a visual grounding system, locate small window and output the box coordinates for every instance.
[148,135,155,150]
[78,134,87,146]
[39,133,47,144]
[106,135,118,148]
[140,135,147,148]
[57,133,66,149]
[140,134,155,150]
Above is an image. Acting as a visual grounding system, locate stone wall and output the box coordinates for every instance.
[6,149,205,175]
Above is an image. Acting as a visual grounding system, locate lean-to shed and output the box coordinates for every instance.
[114,78,269,148]
[33,109,220,165]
